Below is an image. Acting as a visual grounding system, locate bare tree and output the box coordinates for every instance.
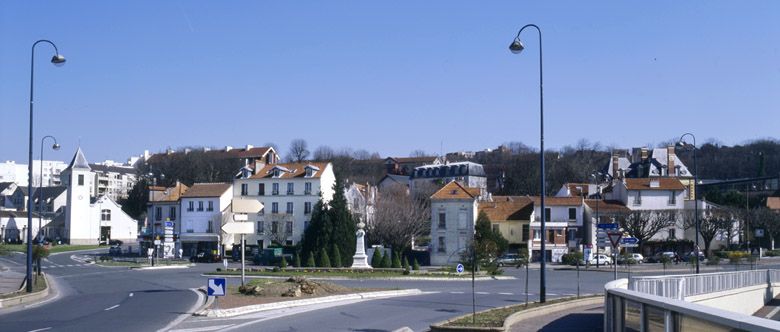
[618,210,678,253]
[286,139,310,163]
[367,184,429,252]
[409,150,428,157]
[352,149,371,160]
[682,209,733,256]
[313,145,335,161]
[264,142,279,152]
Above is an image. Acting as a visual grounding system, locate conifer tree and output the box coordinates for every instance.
[412,258,420,270]
[319,247,332,268]
[306,252,316,268]
[294,252,301,268]
[402,256,409,269]
[332,244,342,268]
[391,251,401,268]
[328,177,356,267]
[380,250,391,268]
[371,248,383,268]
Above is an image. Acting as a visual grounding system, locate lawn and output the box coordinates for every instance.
[0,273,47,299]
[3,244,104,254]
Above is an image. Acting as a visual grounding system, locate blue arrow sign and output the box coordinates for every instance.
[165,221,174,227]
[621,237,639,244]
[598,223,618,230]
[456,264,464,273]
[208,278,226,297]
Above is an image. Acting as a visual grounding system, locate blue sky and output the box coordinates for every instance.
[1,1,778,163]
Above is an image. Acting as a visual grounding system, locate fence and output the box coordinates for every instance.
[629,269,770,299]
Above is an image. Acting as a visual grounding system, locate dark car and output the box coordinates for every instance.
[108,246,123,256]
[190,251,221,263]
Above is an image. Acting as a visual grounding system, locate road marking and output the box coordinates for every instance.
[129,293,134,297]
[547,293,559,296]
[498,292,514,295]
[26,328,52,332]
[475,292,489,295]
[765,305,780,319]
[449,291,465,294]
[104,304,120,311]
[157,288,204,332]
[168,324,235,332]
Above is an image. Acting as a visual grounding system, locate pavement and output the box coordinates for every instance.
[0,256,25,295]
[510,302,603,332]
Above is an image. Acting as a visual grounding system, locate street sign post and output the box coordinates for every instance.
[620,237,638,247]
[208,277,226,310]
[221,220,254,287]
[456,263,464,274]
[598,223,619,230]
[607,232,623,248]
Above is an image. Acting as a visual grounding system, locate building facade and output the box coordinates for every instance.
[179,183,233,257]
[429,181,480,266]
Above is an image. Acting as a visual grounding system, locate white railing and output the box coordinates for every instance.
[629,269,770,299]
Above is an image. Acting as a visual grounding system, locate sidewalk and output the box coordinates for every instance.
[0,267,24,296]
[509,302,603,332]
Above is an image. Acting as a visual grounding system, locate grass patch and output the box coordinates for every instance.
[206,268,478,279]
[4,244,103,254]
[445,295,600,328]
[0,274,47,299]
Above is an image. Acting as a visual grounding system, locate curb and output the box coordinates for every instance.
[202,274,514,282]
[0,273,50,309]
[196,289,423,318]
[428,294,602,332]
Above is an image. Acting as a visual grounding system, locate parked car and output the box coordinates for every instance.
[683,251,705,262]
[191,251,221,263]
[647,251,678,263]
[108,246,122,256]
[495,253,524,267]
[617,253,644,264]
[588,254,613,265]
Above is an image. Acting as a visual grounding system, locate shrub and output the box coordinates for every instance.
[412,258,420,270]
[402,256,409,269]
[319,248,332,268]
[706,256,720,265]
[660,255,671,267]
[392,251,402,268]
[280,255,288,268]
[371,249,383,268]
[272,266,280,272]
[332,245,342,268]
[766,250,780,257]
[216,267,222,272]
[561,252,583,266]
[728,251,747,264]
[305,252,316,268]
[380,251,391,268]
[294,252,301,268]
[402,268,411,275]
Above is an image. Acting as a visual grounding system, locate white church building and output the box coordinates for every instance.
[47,148,138,245]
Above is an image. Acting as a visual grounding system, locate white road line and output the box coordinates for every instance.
[168,324,235,332]
[765,305,780,319]
[547,293,559,296]
[498,292,514,295]
[104,304,120,311]
[449,291,465,294]
[475,292,489,295]
[26,328,52,332]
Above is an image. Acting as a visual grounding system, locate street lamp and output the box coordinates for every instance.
[676,133,699,274]
[509,24,547,302]
[38,135,60,243]
[27,40,65,292]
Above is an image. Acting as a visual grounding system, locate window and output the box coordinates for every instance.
[304,202,312,214]
[272,202,278,214]
[285,221,293,234]
[438,212,446,229]
[78,174,84,186]
[286,202,293,214]
[273,169,281,177]
[458,211,468,229]
[545,208,551,222]
[548,230,555,243]
[271,221,279,233]
[668,229,676,240]
[633,191,642,205]
[258,183,265,196]
[287,183,294,195]
[197,201,204,211]
[668,191,677,205]
[568,208,576,221]
[187,201,194,212]
[304,182,312,195]
[257,221,264,234]
[522,224,530,241]
[272,183,279,195]
[156,207,162,221]
[533,230,541,240]
[438,237,446,253]
[169,207,176,220]
[101,209,111,221]
[241,183,248,196]
[305,168,313,177]
[492,224,500,233]
[207,201,214,211]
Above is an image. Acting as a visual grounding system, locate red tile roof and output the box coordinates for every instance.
[584,199,629,213]
[624,178,686,191]
[768,197,780,210]
[251,162,330,179]
[529,196,583,206]
[181,183,232,198]
[479,196,534,221]
[431,181,480,200]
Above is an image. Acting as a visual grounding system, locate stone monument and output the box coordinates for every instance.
[351,221,371,269]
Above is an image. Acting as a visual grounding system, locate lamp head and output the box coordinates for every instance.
[509,38,524,54]
[51,54,66,67]
[675,141,687,148]
[52,143,61,150]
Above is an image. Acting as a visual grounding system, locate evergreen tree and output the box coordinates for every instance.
[300,200,333,258]
[380,250,391,268]
[319,247,332,268]
[332,244,342,268]
[294,252,301,268]
[412,258,420,270]
[280,255,288,268]
[391,251,401,268]
[328,177,356,267]
[305,252,316,267]
[402,256,409,269]
[371,248,383,268]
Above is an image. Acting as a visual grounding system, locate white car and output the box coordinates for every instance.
[589,254,613,265]
[618,253,644,264]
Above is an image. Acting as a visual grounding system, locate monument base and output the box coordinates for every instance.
[351,253,372,269]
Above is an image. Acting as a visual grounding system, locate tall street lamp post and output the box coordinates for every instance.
[509,24,546,302]
[677,133,699,274]
[27,40,65,292]
[38,135,60,242]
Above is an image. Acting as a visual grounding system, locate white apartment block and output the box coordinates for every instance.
[179,183,232,257]
[89,164,138,201]
[604,178,687,241]
[0,160,68,187]
[234,162,335,249]
[529,196,585,262]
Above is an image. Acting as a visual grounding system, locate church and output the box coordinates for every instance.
[46,148,139,245]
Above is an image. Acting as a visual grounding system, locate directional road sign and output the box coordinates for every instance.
[621,237,639,244]
[456,264,464,274]
[208,278,226,297]
[221,221,254,234]
[607,232,623,248]
[165,221,174,227]
[597,223,619,230]
[232,198,264,214]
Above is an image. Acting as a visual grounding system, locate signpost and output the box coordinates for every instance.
[208,277,226,309]
[621,237,639,248]
[608,232,622,280]
[596,223,617,269]
[456,263,464,274]
[222,219,255,287]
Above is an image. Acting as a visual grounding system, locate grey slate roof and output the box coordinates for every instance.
[410,161,486,179]
[67,147,91,171]
[0,182,14,192]
[31,186,67,203]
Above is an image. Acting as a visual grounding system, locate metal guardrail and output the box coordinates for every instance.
[629,269,772,299]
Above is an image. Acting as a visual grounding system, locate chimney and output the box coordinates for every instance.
[184,148,191,154]
[612,155,619,179]
[649,179,660,188]
[254,160,266,174]
[667,146,676,176]
[143,150,150,161]
[641,148,649,162]
[246,144,253,150]
[166,148,174,155]
[225,146,233,152]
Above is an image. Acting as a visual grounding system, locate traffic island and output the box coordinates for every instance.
[429,295,602,332]
[204,267,514,280]
[196,276,421,317]
[0,273,50,309]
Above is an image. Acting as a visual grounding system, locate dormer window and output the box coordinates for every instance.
[273,169,281,178]
[304,165,320,178]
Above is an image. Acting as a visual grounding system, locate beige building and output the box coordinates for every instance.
[429,181,480,266]
[478,196,533,251]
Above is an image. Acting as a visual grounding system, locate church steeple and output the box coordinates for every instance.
[67,147,91,171]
